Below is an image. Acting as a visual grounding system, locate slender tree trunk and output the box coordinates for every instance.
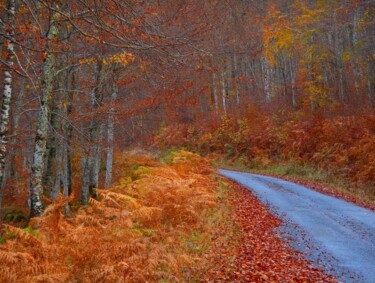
[212,72,219,113]
[42,102,59,196]
[65,69,75,196]
[63,144,70,217]
[0,0,16,214]
[261,58,271,103]
[233,46,240,105]
[81,59,104,204]
[81,151,91,205]
[105,83,117,189]
[7,77,25,189]
[221,70,227,114]
[333,12,345,102]
[289,59,297,109]
[50,142,62,199]
[30,6,58,217]
[90,123,104,189]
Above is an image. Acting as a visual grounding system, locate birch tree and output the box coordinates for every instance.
[29,3,58,217]
[0,0,16,213]
[104,73,118,189]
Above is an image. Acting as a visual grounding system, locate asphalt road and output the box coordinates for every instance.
[219,169,375,283]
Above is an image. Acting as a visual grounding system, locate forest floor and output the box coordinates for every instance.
[0,150,357,282]
[220,169,375,282]
[206,178,337,282]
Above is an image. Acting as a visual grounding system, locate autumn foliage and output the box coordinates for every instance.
[155,109,375,194]
[226,182,336,282]
[0,151,232,282]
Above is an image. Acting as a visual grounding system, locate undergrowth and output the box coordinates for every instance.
[0,150,236,282]
[155,110,375,203]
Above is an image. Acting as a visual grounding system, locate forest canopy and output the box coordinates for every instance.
[0,0,374,217]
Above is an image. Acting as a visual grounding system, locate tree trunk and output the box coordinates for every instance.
[0,0,16,214]
[90,123,104,189]
[81,59,104,204]
[233,46,240,105]
[261,58,271,103]
[221,61,227,114]
[63,144,70,217]
[30,6,58,217]
[81,151,91,205]
[105,83,117,189]
[211,72,219,113]
[50,142,63,199]
[289,59,297,109]
[42,102,59,196]
[333,11,345,102]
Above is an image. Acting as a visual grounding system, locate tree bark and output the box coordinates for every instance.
[221,62,227,114]
[0,0,16,214]
[233,46,240,105]
[81,59,104,204]
[42,102,59,196]
[30,5,58,217]
[261,58,271,103]
[289,59,297,109]
[105,83,117,189]
[50,142,62,199]
[211,72,219,113]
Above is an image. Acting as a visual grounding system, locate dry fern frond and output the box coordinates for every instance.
[89,197,105,210]
[2,224,42,246]
[99,190,141,209]
[0,250,36,264]
[0,268,18,283]
[133,206,162,222]
[26,273,70,283]
[76,215,104,227]
[0,151,224,282]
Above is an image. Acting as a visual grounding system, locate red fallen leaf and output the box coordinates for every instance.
[211,181,338,282]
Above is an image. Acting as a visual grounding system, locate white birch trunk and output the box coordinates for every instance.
[105,83,117,189]
[221,70,227,114]
[50,142,63,199]
[261,58,271,102]
[30,8,58,217]
[91,123,104,189]
[212,72,219,113]
[81,59,104,204]
[233,47,240,105]
[0,0,16,213]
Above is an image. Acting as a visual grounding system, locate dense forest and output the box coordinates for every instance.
[0,0,374,217]
[0,0,374,281]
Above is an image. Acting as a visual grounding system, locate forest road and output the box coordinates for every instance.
[219,169,375,283]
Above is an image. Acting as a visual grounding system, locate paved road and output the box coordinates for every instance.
[219,170,375,283]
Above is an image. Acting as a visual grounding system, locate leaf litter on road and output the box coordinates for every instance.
[206,180,337,282]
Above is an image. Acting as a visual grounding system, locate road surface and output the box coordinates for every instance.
[219,169,375,283]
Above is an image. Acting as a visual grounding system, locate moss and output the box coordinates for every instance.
[3,209,27,223]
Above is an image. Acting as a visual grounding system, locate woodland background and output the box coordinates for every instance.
[0,0,374,217]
